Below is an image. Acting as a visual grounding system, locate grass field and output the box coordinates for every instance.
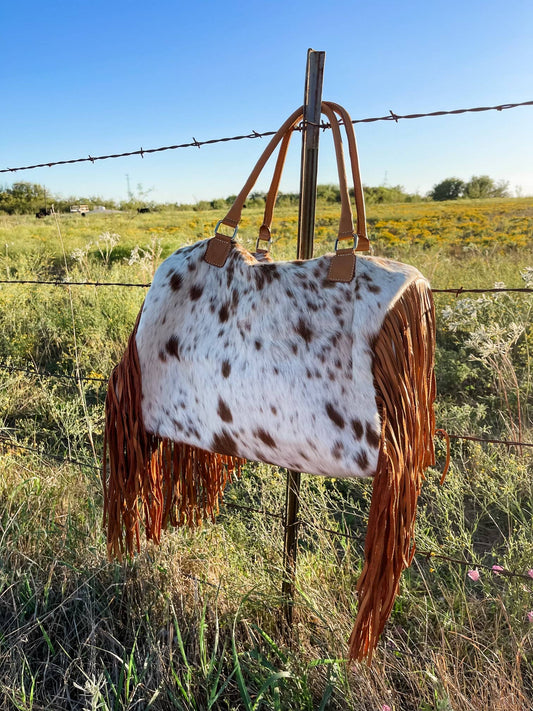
[0,198,532,710]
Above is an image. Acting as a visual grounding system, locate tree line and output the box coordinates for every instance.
[0,176,513,215]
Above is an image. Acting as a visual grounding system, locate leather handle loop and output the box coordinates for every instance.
[260,102,368,253]
[212,102,368,256]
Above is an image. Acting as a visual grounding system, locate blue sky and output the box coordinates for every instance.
[2,0,532,203]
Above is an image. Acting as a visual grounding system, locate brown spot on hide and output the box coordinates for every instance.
[325,402,345,429]
[217,397,233,423]
[291,343,298,355]
[221,360,231,378]
[254,340,262,350]
[255,429,276,448]
[165,335,180,359]
[332,441,343,459]
[158,350,167,362]
[368,283,381,294]
[219,303,229,323]
[271,406,277,415]
[351,418,364,439]
[366,422,381,449]
[356,449,369,470]
[253,269,265,290]
[190,284,204,300]
[295,318,314,345]
[225,261,235,288]
[211,429,238,457]
[262,263,280,284]
[170,272,183,291]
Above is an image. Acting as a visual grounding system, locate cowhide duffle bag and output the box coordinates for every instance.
[103,101,437,662]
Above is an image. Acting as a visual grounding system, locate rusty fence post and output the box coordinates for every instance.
[282,48,325,631]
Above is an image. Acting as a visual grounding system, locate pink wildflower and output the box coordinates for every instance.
[382,706,392,711]
[527,569,533,579]
[492,565,504,574]
[527,611,533,623]
[467,569,480,581]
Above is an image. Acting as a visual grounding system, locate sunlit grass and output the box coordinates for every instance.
[0,201,531,709]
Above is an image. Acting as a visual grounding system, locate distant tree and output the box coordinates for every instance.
[316,184,341,203]
[429,178,465,201]
[363,185,420,205]
[275,192,299,207]
[247,192,266,208]
[0,181,48,214]
[464,175,509,199]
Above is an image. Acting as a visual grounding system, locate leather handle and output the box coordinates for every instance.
[205,102,368,271]
[259,102,368,253]
[327,102,368,250]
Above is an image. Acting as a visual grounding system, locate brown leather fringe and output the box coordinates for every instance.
[102,309,244,560]
[348,280,436,662]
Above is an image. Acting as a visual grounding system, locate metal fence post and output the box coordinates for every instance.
[282,48,325,631]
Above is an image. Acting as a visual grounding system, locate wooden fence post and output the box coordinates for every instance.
[282,48,325,631]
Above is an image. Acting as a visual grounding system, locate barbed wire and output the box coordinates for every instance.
[0,435,99,470]
[297,518,533,582]
[0,364,531,449]
[0,362,108,383]
[2,433,532,582]
[447,433,532,448]
[0,279,151,287]
[432,287,533,295]
[1,100,532,174]
[0,278,531,294]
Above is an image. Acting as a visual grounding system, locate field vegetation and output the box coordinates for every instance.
[0,197,532,709]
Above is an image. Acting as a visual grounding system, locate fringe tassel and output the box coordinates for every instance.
[102,309,244,560]
[348,279,436,662]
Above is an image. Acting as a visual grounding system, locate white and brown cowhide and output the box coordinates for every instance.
[136,239,428,479]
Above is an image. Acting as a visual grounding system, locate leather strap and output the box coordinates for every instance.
[326,102,368,250]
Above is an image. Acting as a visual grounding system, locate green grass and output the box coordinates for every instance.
[0,200,532,709]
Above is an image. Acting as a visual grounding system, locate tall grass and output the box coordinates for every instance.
[0,200,532,709]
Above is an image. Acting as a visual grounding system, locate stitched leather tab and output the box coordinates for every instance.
[355,235,370,252]
[204,235,232,267]
[327,250,356,282]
